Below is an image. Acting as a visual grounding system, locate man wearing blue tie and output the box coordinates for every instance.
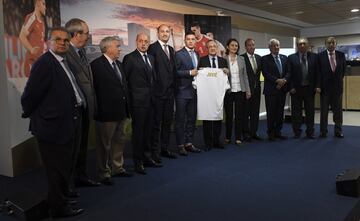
[175,32,202,156]
[262,38,290,141]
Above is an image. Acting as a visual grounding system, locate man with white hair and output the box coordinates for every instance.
[261,38,290,141]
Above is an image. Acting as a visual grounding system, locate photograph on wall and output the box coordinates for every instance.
[60,0,184,61]
[4,0,60,84]
[184,15,231,58]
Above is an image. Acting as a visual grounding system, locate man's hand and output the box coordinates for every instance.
[290,88,296,94]
[246,92,251,99]
[222,68,229,75]
[190,69,198,76]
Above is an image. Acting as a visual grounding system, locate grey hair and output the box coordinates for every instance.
[65,18,85,37]
[268,38,280,48]
[99,36,120,53]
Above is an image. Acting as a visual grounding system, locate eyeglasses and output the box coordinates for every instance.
[51,38,70,44]
[81,31,90,36]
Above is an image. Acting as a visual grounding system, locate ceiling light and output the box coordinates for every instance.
[267,1,273,5]
[351,8,359,13]
[295,11,304,15]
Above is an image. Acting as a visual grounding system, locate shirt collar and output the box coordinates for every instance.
[103,53,115,65]
[247,52,254,58]
[137,49,147,57]
[49,49,65,62]
[185,46,194,53]
[158,40,168,47]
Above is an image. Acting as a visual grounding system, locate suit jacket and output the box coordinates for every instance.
[262,53,290,95]
[91,55,129,122]
[318,50,346,96]
[148,41,176,98]
[198,55,228,69]
[175,47,198,99]
[66,45,96,118]
[224,55,250,93]
[241,53,262,94]
[288,51,319,92]
[123,49,156,108]
[21,51,79,145]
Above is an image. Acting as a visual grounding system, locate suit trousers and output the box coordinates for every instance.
[75,107,90,180]
[224,91,246,141]
[131,106,154,164]
[265,93,286,136]
[151,98,174,152]
[291,86,315,136]
[244,87,261,137]
[175,97,197,146]
[96,120,127,179]
[320,94,343,134]
[203,120,222,147]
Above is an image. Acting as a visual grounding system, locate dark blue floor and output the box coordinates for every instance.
[1,121,360,221]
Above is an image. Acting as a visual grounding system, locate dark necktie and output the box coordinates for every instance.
[275,55,282,75]
[143,54,151,70]
[301,54,307,74]
[211,57,216,68]
[78,48,87,64]
[112,61,123,83]
[163,44,170,59]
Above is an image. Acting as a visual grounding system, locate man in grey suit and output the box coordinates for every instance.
[65,18,100,188]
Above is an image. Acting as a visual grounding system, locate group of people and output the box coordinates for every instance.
[20,15,346,217]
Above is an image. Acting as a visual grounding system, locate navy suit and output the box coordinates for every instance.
[123,49,156,164]
[198,55,228,148]
[318,50,346,135]
[288,52,319,136]
[21,51,82,210]
[241,53,262,137]
[148,41,176,154]
[175,47,198,146]
[262,53,290,137]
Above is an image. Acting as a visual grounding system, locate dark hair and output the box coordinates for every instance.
[48,27,70,40]
[244,38,254,47]
[225,38,239,55]
[185,31,195,38]
[190,21,200,28]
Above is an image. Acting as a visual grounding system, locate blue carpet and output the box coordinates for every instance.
[1,121,360,221]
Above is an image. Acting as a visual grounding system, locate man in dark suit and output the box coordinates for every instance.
[317,36,346,138]
[198,40,229,150]
[175,32,202,156]
[65,18,100,188]
[288,37,319,139]
[21,27,83,218]
[91,36,132,185]
[148,24,177,161]
[241,38,262,141]
[262,38,290,141]
[123,33,162,175]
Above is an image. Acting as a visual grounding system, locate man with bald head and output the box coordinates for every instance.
[317,36,346,138]
[123,33,161,175]
[288,37,319,139]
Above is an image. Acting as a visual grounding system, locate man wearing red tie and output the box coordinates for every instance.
[317,36,346,138]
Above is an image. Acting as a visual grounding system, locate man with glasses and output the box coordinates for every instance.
[65,18,100,189]
[21,27,84,218]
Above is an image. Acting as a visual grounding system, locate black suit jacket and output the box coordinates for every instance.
[198,55,228,69]
[21,51,78,145]
[175,47,198,99]
[241,53,262,94]
[123,50,156,108]
[288,52,319,92]
[318,50,346,96]
[148,41,176,98]
[91,55,129,122]
[262,54,290,95]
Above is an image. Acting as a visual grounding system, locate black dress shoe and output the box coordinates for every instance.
[335,133,344,138]
[306,134,316,139]
[185,144,202,153]
[143,159,163,168]
[319,133,327,138]
[66,199,77,205]
[100,177,114,186]
[66,190,80,198]
[275,134,287,140]
[293,133,301,139]
[203,145,212,151]
[134,164,146,175]
[113,171,133,177]
[75,178,101,187]
[161,150,178,159]
[252,134,263,140]
[50,206,84,218]
[152,153,162,164]
[178,146,188,156]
